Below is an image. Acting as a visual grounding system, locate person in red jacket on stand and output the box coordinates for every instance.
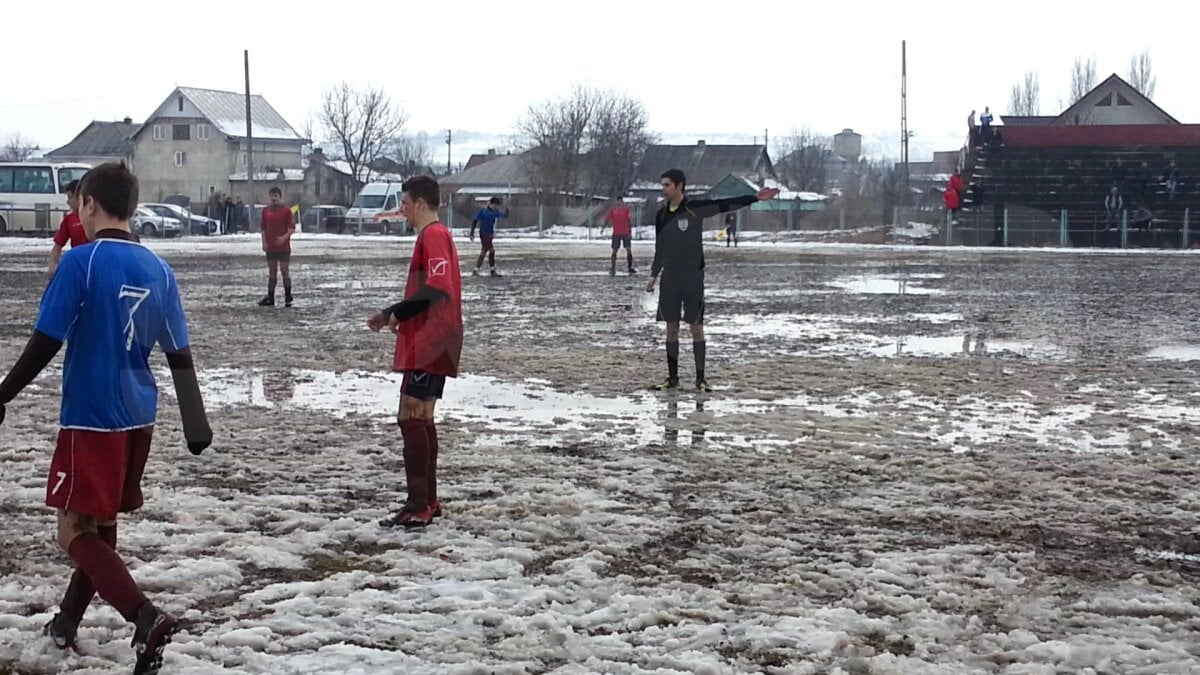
[943,178,961,223]
[948,169,964,197]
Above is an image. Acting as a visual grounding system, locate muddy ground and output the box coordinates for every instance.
[2,237,1200,673]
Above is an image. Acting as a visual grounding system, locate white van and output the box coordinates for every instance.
[346,182,407,234]
[0,162,91,234]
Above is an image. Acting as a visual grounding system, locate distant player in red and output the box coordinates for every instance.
[368,176,463,528]
[258,186,295,307]
[0,162,212,675]
[602,199,637,275]
[48,180,88,278]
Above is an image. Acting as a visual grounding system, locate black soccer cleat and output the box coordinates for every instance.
[132,604,180,675]
[284,295,294,308]
[43,613,77,650]
[696,379,712,393]
[490,270,502,278]
[652,377,680,391]
[257,296,275,307]
[628,267,638,275]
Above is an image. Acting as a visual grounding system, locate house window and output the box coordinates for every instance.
[1094,93,1113,107]
[173,124,190,141]
[197,124,210,141]
[1116,93,1134,106]
[152,124,165,141]
[174,151,187,167]
[241,152,247,166]
[178,96,185,112]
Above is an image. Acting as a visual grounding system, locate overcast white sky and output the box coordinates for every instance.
[0,0,1189,161]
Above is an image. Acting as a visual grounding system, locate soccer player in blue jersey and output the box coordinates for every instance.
[0,163,212,675]
[470,196,509,276]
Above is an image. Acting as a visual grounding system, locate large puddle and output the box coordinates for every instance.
[183,369,793,452]
[1145,345,1200,362]
[707,313,1059,361]
[824,273,946,296]
[166,370,1174,455]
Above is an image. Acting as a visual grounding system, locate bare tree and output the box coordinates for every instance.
[1127,50,1157,98]
[319,82,408,182]
[387,132,435,175]
[585,93,656,197]
[773,128,832,193]
[1007,71,1041,116]
[519,85,597,194]
[0,132,39,162]
[1069,55,1098,106]
[520,85,655,197]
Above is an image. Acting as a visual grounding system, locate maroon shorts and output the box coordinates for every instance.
[46,427,154,520]
[480,235,494,251]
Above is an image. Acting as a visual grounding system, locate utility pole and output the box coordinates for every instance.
[244,49,255,231]
[901,40,910,204]
[445,130,452,175]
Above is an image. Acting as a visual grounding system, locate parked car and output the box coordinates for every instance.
[131,207,183,238]
[140,203,218,235]
[301,205,348,233]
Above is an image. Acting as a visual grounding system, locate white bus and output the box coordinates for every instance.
[0,162,91,234]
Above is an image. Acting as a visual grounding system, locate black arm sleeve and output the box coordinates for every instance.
[165,348,212,455]
[382,285,449,323]
[687,195,759,219]
[0,330,63,405]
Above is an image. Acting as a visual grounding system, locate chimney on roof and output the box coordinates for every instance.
[123,116,132,124]
[487,148,496,156]
[697,140,706,147]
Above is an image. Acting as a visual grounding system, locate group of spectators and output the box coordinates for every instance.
[1104,158,1181,230]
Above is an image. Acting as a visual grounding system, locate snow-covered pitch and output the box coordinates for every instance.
[2,236,1199,674]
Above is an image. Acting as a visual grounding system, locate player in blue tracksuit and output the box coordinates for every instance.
[470,197,509,277]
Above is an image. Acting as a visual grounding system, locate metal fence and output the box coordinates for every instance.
[895,206,1195,249]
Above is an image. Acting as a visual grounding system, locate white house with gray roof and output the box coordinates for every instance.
[129,86,305,203]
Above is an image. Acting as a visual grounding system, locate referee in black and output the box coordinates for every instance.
[645,169,778,392]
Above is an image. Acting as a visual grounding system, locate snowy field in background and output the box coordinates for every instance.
[2,240,1200,673]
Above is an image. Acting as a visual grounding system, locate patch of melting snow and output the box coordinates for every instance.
[1136,548,1200,564]
[903,312,964,325]
[1145,345,1200,362]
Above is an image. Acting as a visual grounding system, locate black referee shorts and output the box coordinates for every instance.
[656,272,705,325]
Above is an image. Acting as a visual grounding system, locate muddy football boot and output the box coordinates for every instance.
[132,604,180,675]
[43,613,77,650]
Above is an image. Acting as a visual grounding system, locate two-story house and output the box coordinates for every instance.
[130,86,305,204]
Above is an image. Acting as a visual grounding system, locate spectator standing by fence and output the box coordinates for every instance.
[1163,160,1179,202]
[1105,186,1124,230]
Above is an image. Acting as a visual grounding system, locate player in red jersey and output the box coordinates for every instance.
[602,199,637,275]
[258,186,296,307]
[0,163,211,675]
[367,175,463,528]
[47,180,88,278]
